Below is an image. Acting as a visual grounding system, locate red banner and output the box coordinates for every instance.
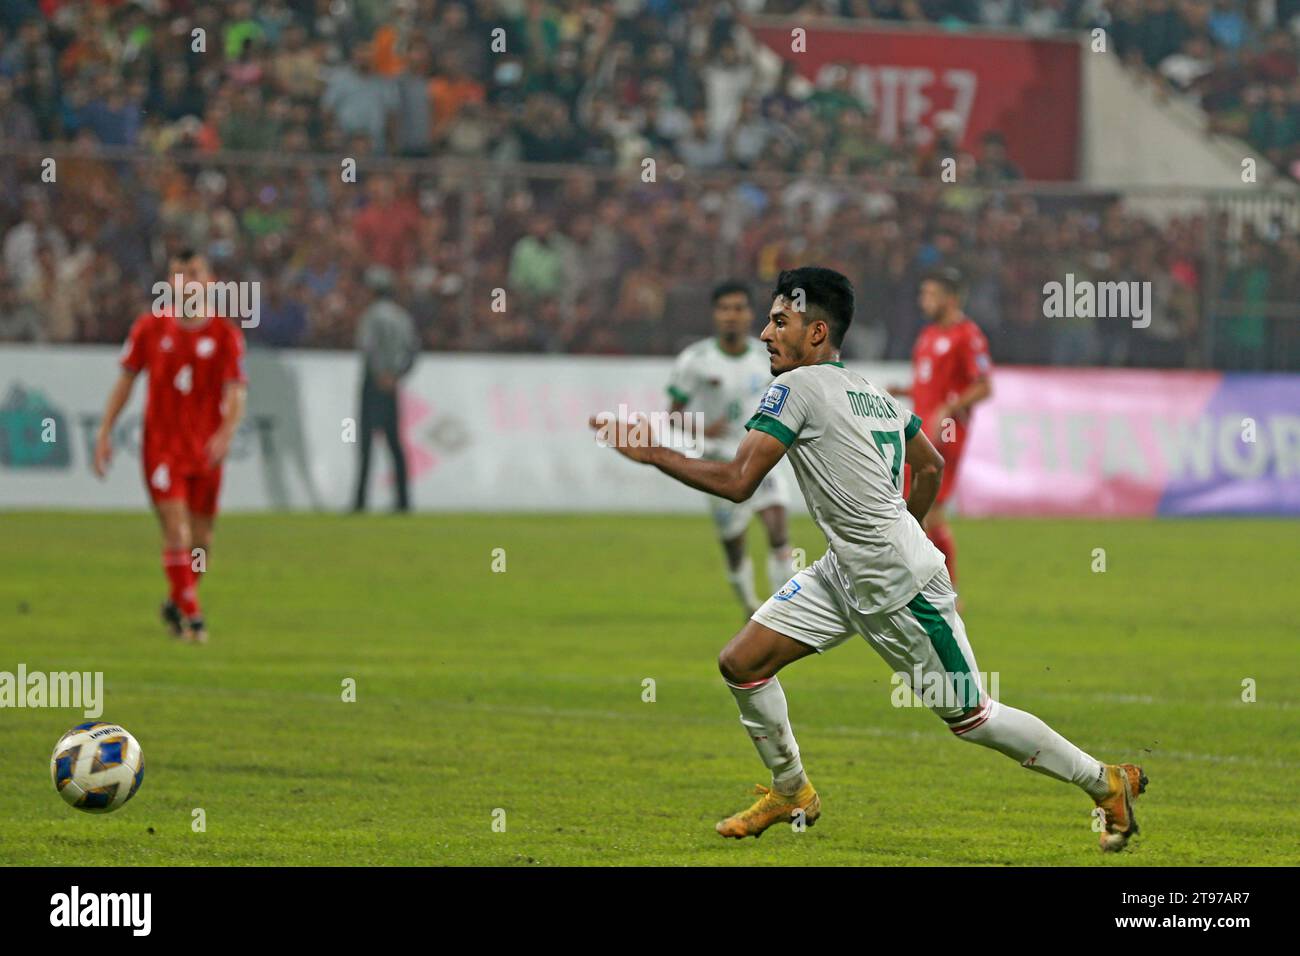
[748,20,1080,181]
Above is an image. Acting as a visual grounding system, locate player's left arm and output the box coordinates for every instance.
[590,415,787,503]
[206,330,249,467]
[948,375,991,420]
[941,329,987,421]
[904,427,945,525]
[205,381,247,467]
[949,328,993,419]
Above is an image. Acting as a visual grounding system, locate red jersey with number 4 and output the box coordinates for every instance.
[911,317,991,443]
[120,311,247,472]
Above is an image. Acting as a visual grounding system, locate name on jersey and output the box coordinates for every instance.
[847,391,899,420]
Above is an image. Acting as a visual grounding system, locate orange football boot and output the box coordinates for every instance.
[716,780,820,839]
[1094,763,1148,852]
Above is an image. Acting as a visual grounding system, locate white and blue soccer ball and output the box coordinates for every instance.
[50,722,145,813]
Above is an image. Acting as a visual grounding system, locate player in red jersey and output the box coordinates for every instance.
[894,268,992,587]
[93,251,248,644]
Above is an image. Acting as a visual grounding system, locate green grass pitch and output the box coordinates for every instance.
[1,511,1297,866]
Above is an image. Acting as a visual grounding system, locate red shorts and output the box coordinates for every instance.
[142,452,223,516]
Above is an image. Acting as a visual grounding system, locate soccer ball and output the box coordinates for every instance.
[49,721,145,813]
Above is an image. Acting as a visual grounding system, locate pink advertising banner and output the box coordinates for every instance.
[955,368,1300,517]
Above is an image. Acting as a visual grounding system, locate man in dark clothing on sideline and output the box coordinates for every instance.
[352,266,419,513]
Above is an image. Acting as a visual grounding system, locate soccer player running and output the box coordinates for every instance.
[667,281,794,615]
[93,251,248,644]
[892,267,991,587]
[592,267,1147,851]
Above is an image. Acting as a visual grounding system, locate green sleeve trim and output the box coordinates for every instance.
[667,385,690,404]
[746,413,798,447]
[905,413,922,439]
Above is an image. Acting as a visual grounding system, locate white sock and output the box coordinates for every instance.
[725,676,806,795]
[956,700,1109,799]
[726,556,759,614]
[766,546,794,593]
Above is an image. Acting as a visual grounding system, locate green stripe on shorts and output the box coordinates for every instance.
[906,592,979,710]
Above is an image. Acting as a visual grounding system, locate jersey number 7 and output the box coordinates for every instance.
[870,430,902,486]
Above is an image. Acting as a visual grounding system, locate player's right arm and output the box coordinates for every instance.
[904,427,945,525]
[599,369,808,501]
[94,369,139,478]
[591,414,787,503]
[95,315,150,478]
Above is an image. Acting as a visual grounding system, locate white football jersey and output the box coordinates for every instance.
[667,337,772,459]
[745,361,945,614]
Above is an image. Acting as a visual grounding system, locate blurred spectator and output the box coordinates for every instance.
[256,277,309,348]
[0,271,43,341]
[676,110,727,168]
[429,49,485,144]
[4,190,67,287]
[322,42,397,154]
[393,37,433,157]
[18,242,74,341]
[974,131,1023,184]
[508,213,569,303]
[1160,36,1216,91]
[0,74,37,142]
[353,175,421,272]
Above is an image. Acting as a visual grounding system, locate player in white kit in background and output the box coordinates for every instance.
[667,281,795,615]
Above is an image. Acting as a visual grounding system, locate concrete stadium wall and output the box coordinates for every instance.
[1081,47,1294,202]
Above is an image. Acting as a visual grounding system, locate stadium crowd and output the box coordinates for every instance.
[0,0,1297,369]
[2,148,1296,370]
[0,1,1296,175]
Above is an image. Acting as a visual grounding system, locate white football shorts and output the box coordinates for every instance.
[753,555,986,721]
